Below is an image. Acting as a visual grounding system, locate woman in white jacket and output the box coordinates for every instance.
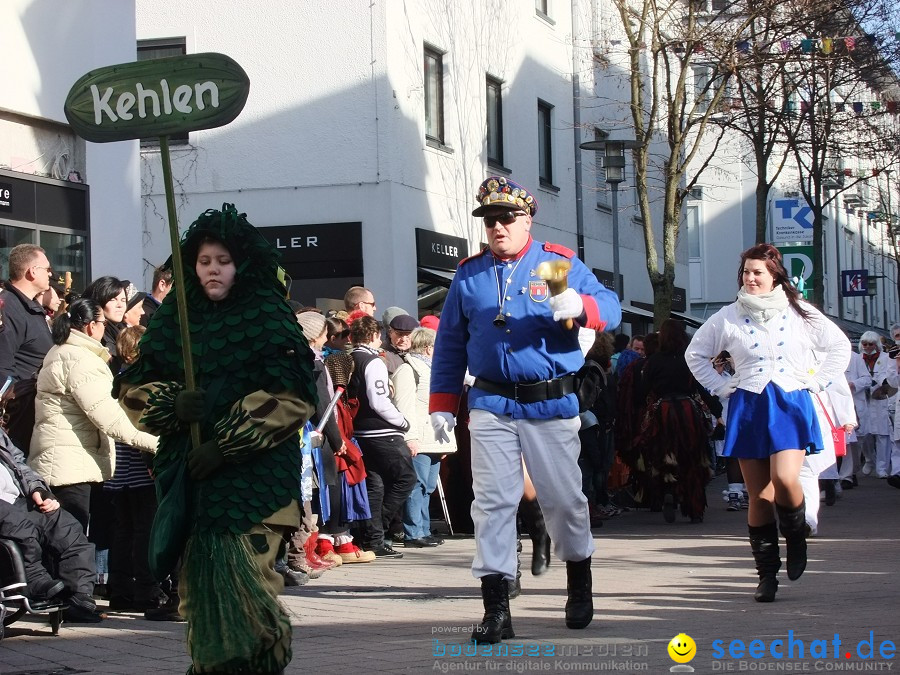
[855,331,894,478]
[28,297,156,532]
[686,244,850,604]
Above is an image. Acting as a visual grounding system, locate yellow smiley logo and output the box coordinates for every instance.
[667,633,696,664]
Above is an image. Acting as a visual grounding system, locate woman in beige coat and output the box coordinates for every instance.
[28,297,156,532]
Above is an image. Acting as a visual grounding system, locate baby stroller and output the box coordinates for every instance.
[0,538,63,639]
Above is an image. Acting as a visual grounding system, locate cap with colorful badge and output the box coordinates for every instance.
[472,176,538,217]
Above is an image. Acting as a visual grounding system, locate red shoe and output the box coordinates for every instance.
[315,537,342,567]
[304,532,337,572]
[334,542,376,563]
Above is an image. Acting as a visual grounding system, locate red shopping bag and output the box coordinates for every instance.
[816,394,846,457]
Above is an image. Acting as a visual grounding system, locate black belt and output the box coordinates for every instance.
[473,375,576,404]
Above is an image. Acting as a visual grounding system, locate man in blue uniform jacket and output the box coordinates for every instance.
[429,176,621,643]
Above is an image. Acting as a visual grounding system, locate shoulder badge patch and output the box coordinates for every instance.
[543,242,575,259]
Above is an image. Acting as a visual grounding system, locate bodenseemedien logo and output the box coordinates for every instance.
[669,633,697,672]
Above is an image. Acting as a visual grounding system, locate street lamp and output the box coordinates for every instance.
[579,138,641,302]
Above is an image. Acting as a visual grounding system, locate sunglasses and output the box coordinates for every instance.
[330,330,350,340]
[861,341,875,346]
[484,211,526,228]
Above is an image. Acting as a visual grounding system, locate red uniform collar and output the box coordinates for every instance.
[491,236,534,262]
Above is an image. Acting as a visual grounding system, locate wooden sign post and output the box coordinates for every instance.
[64,53,250,448]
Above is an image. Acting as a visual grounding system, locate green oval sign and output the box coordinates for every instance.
[64,52,250,142]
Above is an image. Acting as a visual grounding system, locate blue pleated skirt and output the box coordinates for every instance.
[723,382,823,459]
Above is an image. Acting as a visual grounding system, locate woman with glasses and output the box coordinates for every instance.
[686,243,850,603]
[28,298,157,587]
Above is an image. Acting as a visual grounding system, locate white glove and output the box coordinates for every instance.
[804,378,824,394]
[308,430,324,449]
[716,379,739,400]
[549,288,584,322]
[430,412,456,444]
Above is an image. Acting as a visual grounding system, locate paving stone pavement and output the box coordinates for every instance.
[1,473,897,674]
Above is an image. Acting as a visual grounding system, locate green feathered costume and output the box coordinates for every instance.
[119,205,317,675]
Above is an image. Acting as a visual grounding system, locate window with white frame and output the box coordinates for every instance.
[486,76,504,167]
[538,100,554,186]
[693,65,712,113]
[424,46,445,144]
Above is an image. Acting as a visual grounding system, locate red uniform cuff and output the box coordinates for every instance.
[579,295,607,331]
[429,393,460,415]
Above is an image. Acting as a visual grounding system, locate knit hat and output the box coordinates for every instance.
[297,311,327,342]
[419,315,439,331]
[382,306,408,331]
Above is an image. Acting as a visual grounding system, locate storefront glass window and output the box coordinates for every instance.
[0,224,36,280]
[39,231,88,293]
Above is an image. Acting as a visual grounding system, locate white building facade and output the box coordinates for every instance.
[136,0,679,327]
[1,1,143,290]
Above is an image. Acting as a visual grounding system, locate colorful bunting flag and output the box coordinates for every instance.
[836,102,846,112]
[821,38,833,54]
[853,102,864,113]
[845,36,855,51]
[780,39,791,53]
[801,39,814,53]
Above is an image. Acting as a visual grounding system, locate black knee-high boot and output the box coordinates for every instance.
[508,539,522,599]
[519,498,550,576]
[565,557,593,629]
[776,500,807,580]
[748,522,780,602]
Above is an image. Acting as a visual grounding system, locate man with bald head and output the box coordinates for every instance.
[343,286,377,317]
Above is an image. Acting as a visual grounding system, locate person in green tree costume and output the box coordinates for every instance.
[118,204,317,674]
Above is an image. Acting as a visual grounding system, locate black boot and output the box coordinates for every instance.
[776,500,808,581]
[472,574,514,643]
[565,557,593,629]
[508,539,522,599]
[749,522,780,602]
[519,498,551,576]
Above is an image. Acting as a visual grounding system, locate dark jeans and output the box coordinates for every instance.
[53,483,93,534]
[108,486,160,602]
[0,496,95,594]
[579,425,614,506]
[356,435,416,549]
